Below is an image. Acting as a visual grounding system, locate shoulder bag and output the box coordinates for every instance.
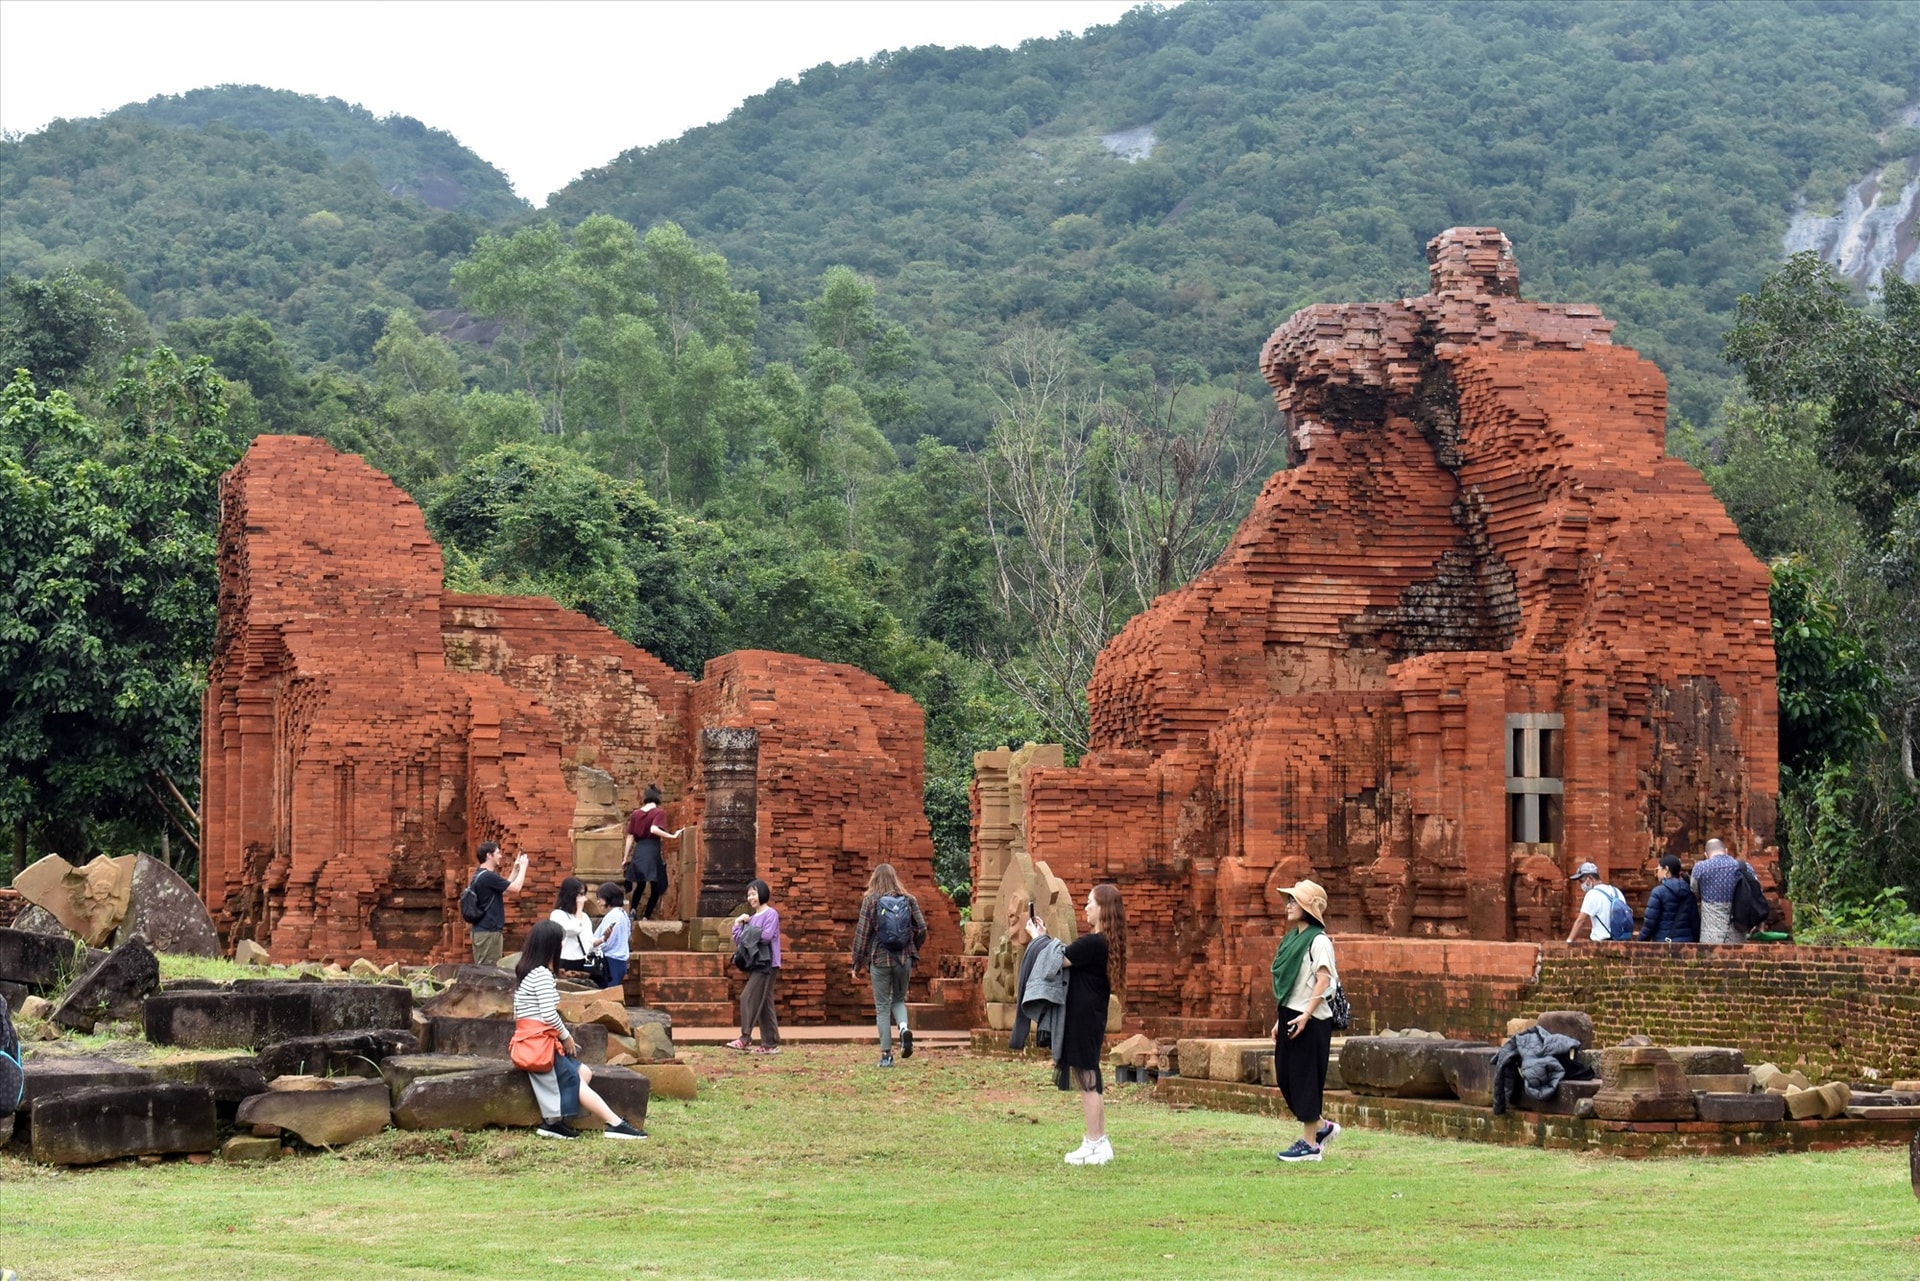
[509,1017,562,1073]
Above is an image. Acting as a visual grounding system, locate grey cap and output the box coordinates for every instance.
[1569,861,1600,880]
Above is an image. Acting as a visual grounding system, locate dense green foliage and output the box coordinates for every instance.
[552,0,1920,439]
[1692,254,1920,915]
[118,86,527,221]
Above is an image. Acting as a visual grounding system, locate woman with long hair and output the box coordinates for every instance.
[512,920,645,1141]
[549,877,599,981]
[1270,880,1339,1163]
[850,862,928,1068]
[1027,881,1125,1165]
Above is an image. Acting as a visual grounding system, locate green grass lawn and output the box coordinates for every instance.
[2,1044,1914,1280]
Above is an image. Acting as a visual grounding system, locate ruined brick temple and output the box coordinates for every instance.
[200,435,959,1019]
[986,228,1779,1033]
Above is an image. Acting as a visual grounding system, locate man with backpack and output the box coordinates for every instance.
[1692,838,1766,944]
[1566,861,1634,943]
[849,863,928,1068]
[461,841,528,966]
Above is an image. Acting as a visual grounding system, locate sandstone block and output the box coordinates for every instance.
[1534,1011,1593,1048]
[644,1061,697,1101]
[17,992,49,1020]
[255,1029,419,1081]
[237,1078,391,1146]
[52,937,159,1032]
[1667,1046,1745,1076]
[1505,1017,1537,1037]
[234,940,271,967]
[1436,1045,1500,1107]
[18,1053,155,1114]
[1813,1081,1852,1119]
[13,853,132,947]
[1206,1039,1273,1083]
[379,1053,498,1105]
[426,1015,606,1063]
[1696,1091,1785,1124]
[11,905,67,937]
[417,967,517,1021]
[144,988,316,1049]
[30,1082,216,1165]
[1340,1037,1486,1098]
[627,1022,674,1064]
[222,1134,285,1163]
[629,921,687,952]
[1783,1087,1826,1120]
[1687,1074,1751,1095]
[1593,1047,1695,1121]
[0,927,89,993]
[195,1056,270,1105]
[391,1060,648,1130]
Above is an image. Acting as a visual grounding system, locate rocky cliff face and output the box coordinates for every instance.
[1785,105,1920,290]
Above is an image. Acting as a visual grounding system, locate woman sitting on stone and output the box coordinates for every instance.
[513,920,645,1141]
[1270,880,1340,1163]
[549,877,600,981]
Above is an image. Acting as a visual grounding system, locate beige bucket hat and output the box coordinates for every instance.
[1275,879,1329,926]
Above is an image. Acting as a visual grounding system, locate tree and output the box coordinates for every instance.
[0,352,240,876]
[0,270,144,394]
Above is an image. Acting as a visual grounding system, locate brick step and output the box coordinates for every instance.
[636,977,732,1004]
[653,1000,737,1027]
[906,1001,970,1032]
[629,952,734,979]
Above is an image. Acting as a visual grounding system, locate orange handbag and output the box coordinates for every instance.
[509,1017,562,1072]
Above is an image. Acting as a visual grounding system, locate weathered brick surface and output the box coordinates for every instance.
[1331,937,1920,1078]
[1015,228,1779,1030]
[202,436,956,989]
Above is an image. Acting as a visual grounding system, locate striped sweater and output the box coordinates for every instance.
[512,966,569,1037]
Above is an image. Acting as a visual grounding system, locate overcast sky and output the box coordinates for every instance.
[0,0,1144,205]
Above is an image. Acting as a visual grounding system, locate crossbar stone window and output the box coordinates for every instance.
[1507,713,1564,844]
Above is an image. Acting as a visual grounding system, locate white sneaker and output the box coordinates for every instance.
[1063,1137,1097,1165]
[1083,1136,1113,1166]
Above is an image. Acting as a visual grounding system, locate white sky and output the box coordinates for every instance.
[0,0,1142,205]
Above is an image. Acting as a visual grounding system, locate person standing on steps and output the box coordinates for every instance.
[591,883,632,990]
[623,784,685,922]
[512,920,646,1142]
[1691,838,1746,944]
[850,862,929,1068]
[1026,881,1126,1166]
[550,877,602,983]
[728,879,782,1054]
[468,841,526,967]
[1271,879,1340,1164]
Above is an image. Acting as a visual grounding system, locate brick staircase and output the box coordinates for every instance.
[621,948,973,1032]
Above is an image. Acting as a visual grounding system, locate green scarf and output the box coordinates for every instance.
[1271,923,1326,1005]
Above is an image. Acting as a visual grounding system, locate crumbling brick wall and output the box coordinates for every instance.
[204,436,956,981]
[1019,228,1779,1033]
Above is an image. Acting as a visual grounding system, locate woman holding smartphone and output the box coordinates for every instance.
[1027,882,1126,1165]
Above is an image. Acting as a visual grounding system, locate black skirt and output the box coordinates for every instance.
[1274,1007,1334,1124]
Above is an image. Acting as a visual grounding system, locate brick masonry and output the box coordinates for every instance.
[200,435,957,1005]
[1334,936,1920,1078]
[1013,227,1779,1031]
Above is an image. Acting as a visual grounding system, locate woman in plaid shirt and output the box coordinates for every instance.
[850,863,928,1067]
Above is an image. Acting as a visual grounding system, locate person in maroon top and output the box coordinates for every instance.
[623,784,684,920]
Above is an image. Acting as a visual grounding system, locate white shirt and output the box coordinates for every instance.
[1581,885,1625,940]
[550,908,594,960]
[1282,934,1339,1019]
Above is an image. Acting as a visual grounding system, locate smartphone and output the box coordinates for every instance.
[1028,900,1037,922]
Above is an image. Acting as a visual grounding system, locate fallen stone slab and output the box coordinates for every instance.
[379,1053,497,1105]
[10,905,67,936]
[18,1052,155,1114]
[195,1056,270,1105]
[1846,1105,1920,1120]
[52,937,159,1032]
[12,853,132,947]
[146,981,412,1049]
[417,967,516,1021]
[426,1015,606,1063]
[0,927,96,994]
[237,1078,391,1146]
[0,980,26,1012]
[255,1029,419,1081]
[1339,1037,1488,1098]
[1436,1045,1500,1107]
[1784,1086,1828,1119]
[31,1082,216,1165]
[391,1059,651,1131]
[1534,1011,1593,1048]
[643,1061,696,1101]
[1697,1091,1785,1123]
[624,1022,675,1064]
[1687,1073,1751,1095]
[118,854,222,957]
[1666,1046,1744,1076]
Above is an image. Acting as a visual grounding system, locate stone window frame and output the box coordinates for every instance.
[1507,712,1564,845]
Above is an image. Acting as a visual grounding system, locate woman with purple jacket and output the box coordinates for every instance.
[727,879,781,1054]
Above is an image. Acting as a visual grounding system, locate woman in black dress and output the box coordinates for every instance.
[622,784,684,920]
[1027,882,1126,1166]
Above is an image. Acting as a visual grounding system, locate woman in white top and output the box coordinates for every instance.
[549,877,598,981]
[1269,879,1340,1163]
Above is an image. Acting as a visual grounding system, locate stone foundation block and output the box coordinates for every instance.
[236,1078,392,1146]
[30,1082,216,1165]
[380,1053,498,1105]
[1340,1037,1487,1098]
[642,1061,697,1101]
[418,968,516,1021]
[391,1060,648,1130]
[51,938,160,1032]
[222,1134,285,1163]
[426,1016,606,1063]
[1666,1046,1744,1076]
[1534,1011,1593,1048]
[1696,1092,1785,1123]
[0,928,93,994]
[19,1053,155,1116]
[1436,1046,1500,1107]
[1687,1073,1751,1095]
[195,1056,270,1105]
[256,1029,419,1081]
[1594,1047,1695,1121]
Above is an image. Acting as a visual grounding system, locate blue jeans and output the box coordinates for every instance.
[605,957,628,989]
[870,958,911,1054]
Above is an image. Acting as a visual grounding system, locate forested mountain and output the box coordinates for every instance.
[117,86,528,220]
[553,0,1920,437]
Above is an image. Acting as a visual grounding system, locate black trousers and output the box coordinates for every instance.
[1275,1007,1334,1125]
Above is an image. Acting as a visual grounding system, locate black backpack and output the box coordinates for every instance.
[1729,864,1770,933]
[458,872,489,926]
[875,894,914,953]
